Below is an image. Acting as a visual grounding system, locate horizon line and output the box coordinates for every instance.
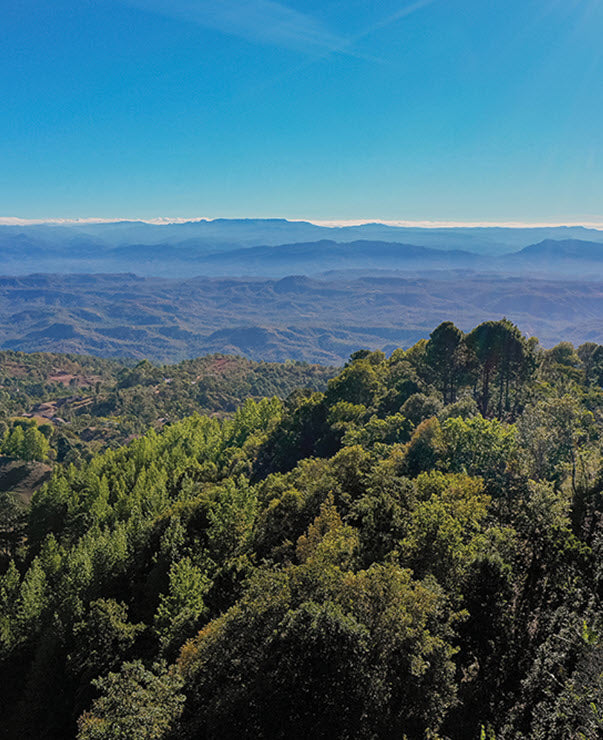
[1,216,603,230]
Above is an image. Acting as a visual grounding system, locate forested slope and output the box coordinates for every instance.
[1,320,602,739]
[0,351,335,465]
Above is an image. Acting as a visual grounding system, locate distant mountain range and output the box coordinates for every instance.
[5,218,603,254]
[148,238,603,278]
[1,218,603,278]
[1,220,602,363]
[0,272,601,363]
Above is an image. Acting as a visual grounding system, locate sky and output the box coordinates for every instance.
[1,0,602,223]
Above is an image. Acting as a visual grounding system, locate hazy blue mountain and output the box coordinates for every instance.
[493,239,603,277]
[2,225,603,278]
[1,224,602,363]
[107,237,603,278]
[2,219,603,256]
[177,240,487,277]
[508,238,603,261]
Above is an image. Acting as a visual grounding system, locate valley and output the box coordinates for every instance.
[0,271,601,363]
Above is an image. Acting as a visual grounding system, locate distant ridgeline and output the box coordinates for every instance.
[0,319,602,739]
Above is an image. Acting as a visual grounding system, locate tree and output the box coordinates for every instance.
[439,415,519,495]
[68,599,145,706]
[0,491,25,560]
[1,422,49,461]
[178,505,458,739]
[77,661,185,740]
[518,395,597,489]
[401,471,490,588]
[401,392,443,426]
[325,359,381,407]
[2,425,24,458]
[425,321,466,404]
[577,342,603,386]
[466,319,533,417]
[23,425,50,461]
[540,342,582,391]
[154,557,210,655]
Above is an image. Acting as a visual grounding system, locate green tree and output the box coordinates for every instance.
[325,358,381,407]
[401,471,491,588]
[68,599,145,702]
[401,392,443,426]
[1,422,49,461]
[23,424,50,461]
[466,319,533,417]
[440,415,519,493]
[2,425,24,458]
[178,505,458,739]
[154,557,210,654]
[77,661,185,740]
[580,342,603,386]
[425,321,466,404]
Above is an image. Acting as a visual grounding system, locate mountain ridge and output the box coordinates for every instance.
[2,219,603,254]
[1,230,602,278]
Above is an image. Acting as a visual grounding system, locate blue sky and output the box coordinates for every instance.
[1,0,602,223]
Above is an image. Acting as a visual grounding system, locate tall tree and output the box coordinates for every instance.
[425,322,466,404]
[577,342,603,386]
[466,319,532,417]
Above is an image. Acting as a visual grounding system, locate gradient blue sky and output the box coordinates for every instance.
[1,0,602,222]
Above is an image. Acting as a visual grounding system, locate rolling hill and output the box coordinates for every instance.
[0,272,601,363]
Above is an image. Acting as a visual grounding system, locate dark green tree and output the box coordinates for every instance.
[77,661,185,740]
[425,321,466,404]
[466,319,533,417]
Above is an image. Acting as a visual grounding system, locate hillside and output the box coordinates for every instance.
[0,348,334,457]
[0,319,601,739]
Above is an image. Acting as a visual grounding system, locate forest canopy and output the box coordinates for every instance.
[0,319,602,739]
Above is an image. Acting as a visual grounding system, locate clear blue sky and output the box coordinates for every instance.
[2,0,602,222]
